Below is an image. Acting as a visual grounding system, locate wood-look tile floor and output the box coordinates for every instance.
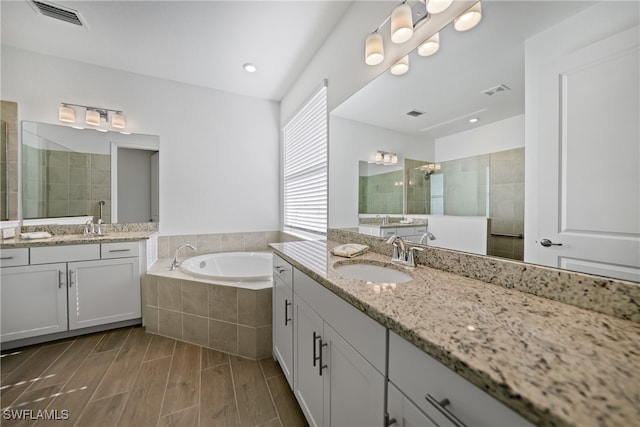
[0,327,307,427]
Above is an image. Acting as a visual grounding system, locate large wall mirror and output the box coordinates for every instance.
[19,121,159,224]
[329,1,639,282]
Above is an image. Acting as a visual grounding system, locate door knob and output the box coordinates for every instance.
[540,238,562,247]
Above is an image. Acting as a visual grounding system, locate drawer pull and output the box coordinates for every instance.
[313,332,321,367]
[69,270,76,288]
[108,249,131,253]
[274,265,286,274]
[425,394,467,427]
[0,256,14,260]
[58,270,64,288]
[318,338,328,376]
[284,299,292,326]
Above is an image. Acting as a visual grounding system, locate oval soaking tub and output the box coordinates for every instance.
[180,252,272,282]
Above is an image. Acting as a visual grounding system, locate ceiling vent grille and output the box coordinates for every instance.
[482,84,510,96]
[29,0,85,26]
[406,110,425,117]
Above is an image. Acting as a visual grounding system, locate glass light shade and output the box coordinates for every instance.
[383,153,391,163]
[59,105,75,123]
[85,109,100,126]
[390,56,409,76]
[112,112,126,129]
[417,32,440,57]
[426,0,453,14]
[365,32,384,66]
[454,2,482,32]
[391,154,398,164]
[375,151,383,162]
[391,4,413,44]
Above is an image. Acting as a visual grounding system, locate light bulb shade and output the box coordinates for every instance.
[390,55,409,76]
[85,109,100,126]
[454,2,482,32]
[383,153,391,163]
[426,0,453,14]
[391,3,413,44]
[417,32,440,57]
[59,105,75,123]
[375,151,383,162]
[112,112,126,129]
[391,154,398,164]
[365,32,384,66]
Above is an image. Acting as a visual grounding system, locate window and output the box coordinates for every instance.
[282,84,328,235]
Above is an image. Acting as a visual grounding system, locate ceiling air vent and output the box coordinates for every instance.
[406,110,425,117]
[482,84,510,96]
[29,0,85,26]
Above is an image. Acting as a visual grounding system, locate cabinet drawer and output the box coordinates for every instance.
[0,248,29,267]
[294,268,386,374]
[273,254,293,286]
[31,244,100,264]
[101,241,140,259]
[380,227,397,238]
[389,331,532,427]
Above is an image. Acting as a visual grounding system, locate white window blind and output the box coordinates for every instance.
[283,85,328,235]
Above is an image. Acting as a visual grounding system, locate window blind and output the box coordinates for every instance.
[283,85,328,235]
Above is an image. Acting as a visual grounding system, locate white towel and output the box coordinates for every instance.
[331,243,369,258]
[20,232,52,240]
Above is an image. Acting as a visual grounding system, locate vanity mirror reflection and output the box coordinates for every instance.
[18,121,159,225]
[330,1,639,282]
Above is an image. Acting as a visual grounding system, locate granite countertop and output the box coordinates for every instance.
[0,231,156,248]
[270,239,640,427]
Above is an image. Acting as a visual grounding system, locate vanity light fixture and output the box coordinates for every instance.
[469,117,479,123]
[365,30,385,65]
[243,63,257,73]
[454,1,482,32]
[417,32,440,57]
[421,162,441,177]
[426,0,453,15]
[58,103,127,132]
[390,2,413,44]
[375,150,399,165]
[390,55,409,76]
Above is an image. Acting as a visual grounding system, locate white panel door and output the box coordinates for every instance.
[536,25,640,282]
[68,257,141,330]
[1,263,67,342]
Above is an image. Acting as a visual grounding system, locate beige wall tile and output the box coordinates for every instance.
[144,306,159,333]
[158,277,181,311]
[209,320,238,354]
[182,280,208,316]
[237,289,256,327]
[182,314,208,347]
[238,326,257,359]
[255,288,272,328]
[143,275,158,307]
[209,285,237,323]
[157,236,170,259]
[221,233,244,252]
[168,235,197,258]
[256,325,272,359]
[196,234,222,254]
[158,309,182,339]
[243,232,268,252]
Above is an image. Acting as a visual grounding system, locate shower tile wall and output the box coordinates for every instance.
[405,158,430,215]
[359,170,403,214]
[1,101,18,221]
[440,154,490,216]
[22,147,111,222]
[488,148,525,260]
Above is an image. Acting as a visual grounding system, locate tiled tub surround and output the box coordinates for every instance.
[271,239,640,427]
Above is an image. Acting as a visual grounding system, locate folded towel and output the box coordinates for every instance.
[20,232,52,240]
[331,243,369,258]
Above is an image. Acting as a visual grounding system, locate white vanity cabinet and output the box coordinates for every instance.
[272,254,294,388]
[387,382,438,427]
[358,225,427,239]
[0,241,142,344]
[388,331,533,427]
[293,269,385,427]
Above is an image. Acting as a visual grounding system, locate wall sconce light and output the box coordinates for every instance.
[365,30,385,65]
[391,2,413,44]
[420,162,441,177]
[426,0,453,15]
[58,103,127,132]
[390,55,409,76]
[417,32,440,57]
[454,2,482,32]
[375,150,399,165]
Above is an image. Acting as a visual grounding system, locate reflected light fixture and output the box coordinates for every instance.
[58,105,75,123]
[58,103,127,132]
[375,150,399,165]
[365,31,384,65]
[85,109,100,127]
[112,112,126,129]
[390,55,409,76]
[243,63,257,73]
[426,0,453,14]
[417,32,440,57]
[454,1,482,31]
[391,3,413,44]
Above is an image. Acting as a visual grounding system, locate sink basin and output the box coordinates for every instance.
[334,263,412,283]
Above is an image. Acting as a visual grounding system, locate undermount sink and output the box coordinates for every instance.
[334,262,413,283]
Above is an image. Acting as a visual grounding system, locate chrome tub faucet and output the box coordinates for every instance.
[170,244,196,270]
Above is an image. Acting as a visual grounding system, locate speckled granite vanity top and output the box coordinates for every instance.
[270,239,640,427]
[0,231,156,248]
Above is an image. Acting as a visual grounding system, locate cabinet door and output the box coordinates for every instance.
[68,257,141,330]
[388,382,438,427]
[1,263,67,342]
[294,297,324,427]
[323,323,384,427]
[273,274,294,388]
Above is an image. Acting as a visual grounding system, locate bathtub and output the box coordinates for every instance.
[180,252,273,282]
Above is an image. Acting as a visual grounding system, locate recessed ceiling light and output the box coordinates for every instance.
[469,118,479,123]
[243,63,257,73]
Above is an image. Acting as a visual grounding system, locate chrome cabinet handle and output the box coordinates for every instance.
[69,270,75,287]
[540,238,563,247]
[425,394,467,427]
[284,299,292,326]
[0,256,14,260]
[58,270,65,288]
[274,265,286,274]
[108,249,131,253]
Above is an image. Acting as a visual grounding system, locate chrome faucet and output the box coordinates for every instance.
[419,231,436,244]
[387,234,424,267]
[170,244,196,270]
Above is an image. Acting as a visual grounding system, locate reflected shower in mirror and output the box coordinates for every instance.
[358,161,403,215]
[20,121,159,224]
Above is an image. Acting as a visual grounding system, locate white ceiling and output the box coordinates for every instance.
[1,0,352,101]
[332,1,596,140]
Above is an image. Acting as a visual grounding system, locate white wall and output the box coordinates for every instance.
[435,114,524,162]
[329,116,433,228]
[1,46,280,235]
